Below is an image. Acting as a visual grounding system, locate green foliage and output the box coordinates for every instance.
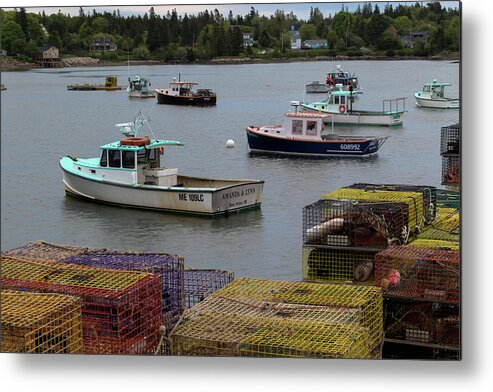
[300,23,317,41]
[132,45,150,60]
[5,3,458,62]
[1,21,26,54]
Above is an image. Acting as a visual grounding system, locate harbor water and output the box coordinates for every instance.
[0,60,459,280]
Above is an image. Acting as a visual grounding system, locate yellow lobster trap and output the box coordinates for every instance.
[1,290,83,353]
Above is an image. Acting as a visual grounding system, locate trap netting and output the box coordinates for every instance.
[384,299,459,348]
[375,246,460,303]
[302,246,377,284]
[1,290,83,353]
[1,255,163,355]
[436,189,460,210]
[171,297,373,358]
[346,184,437,225]
[303,199,409,249]
[322,188,425,233]
[211,278,383,349]
[406,239,459,251]
[440,123,460,155]
[417,209,459,243]
[184,269,234,308]
[442,156,460,185]
[2,240,88,261]
[59,252,184,332]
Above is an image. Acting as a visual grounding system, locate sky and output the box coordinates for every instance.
[2,1,460,20]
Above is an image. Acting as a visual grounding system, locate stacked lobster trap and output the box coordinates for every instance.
[374,245,460,359]
[1,255,163,354]
[302,184,436,285]
[183,269,234,308]
[440,123,460,186]
[57,251,184,332]
[168,278,383,359]
[1,290,84,354]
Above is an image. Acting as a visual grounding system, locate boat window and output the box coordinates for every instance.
[100,150,108,167]
[292,120,303,135]
[306,121,318,136]
[334,96,340,104]
[108,150,121,168]
[137,150,146,164]
[423,86,430,92]
[122,151,135,169]
[148,149,156,160]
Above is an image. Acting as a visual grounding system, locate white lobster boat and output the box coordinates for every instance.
[60,112,263,216]
[414,80,459,109]
[300,86,406,126]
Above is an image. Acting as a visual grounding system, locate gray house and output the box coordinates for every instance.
[243,33,254,47]
[402,32,429,48]
[91,36,117,52]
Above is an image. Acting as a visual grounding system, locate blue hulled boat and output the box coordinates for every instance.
[246,103,388,158]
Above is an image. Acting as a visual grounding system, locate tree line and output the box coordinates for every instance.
[0,3,459,61]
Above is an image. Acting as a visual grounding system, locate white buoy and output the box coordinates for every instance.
[226,139,235,148]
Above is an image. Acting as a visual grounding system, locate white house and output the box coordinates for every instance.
[243,33,254,47]
[290,30,302,50]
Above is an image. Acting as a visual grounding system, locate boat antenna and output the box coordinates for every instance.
[139,109,157,140]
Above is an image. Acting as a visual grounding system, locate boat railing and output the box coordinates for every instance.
[383,98,407,113]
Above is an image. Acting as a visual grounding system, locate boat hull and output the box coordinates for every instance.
[61,165,263,216]
[246,128,382,158]
[156,91,216,106]
[128,91,155,99]
[414,95,459,109]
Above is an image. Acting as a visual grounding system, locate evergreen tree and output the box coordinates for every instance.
[147,7,160,51]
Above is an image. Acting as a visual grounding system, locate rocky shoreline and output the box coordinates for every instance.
[1,53,459,71]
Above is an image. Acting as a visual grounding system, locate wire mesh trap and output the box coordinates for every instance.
[184,269,234,308]
[1,256,163,354]
[1,290,83,354]
[375,246,460,303]
[303,199,409,249]
[302,246,378,284]
[440,123,460,156]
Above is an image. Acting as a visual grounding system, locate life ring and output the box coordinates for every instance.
[120,137,151,146]
[339,104,346,113]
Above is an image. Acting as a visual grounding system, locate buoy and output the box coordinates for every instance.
[226,139,235,148]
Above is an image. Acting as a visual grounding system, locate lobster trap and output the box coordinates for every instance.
[375,246,460,303]
[1,290,83,354]
[211,278,383,349]
[383,298,460,349]
[59,251,184,331]
[418,209,459,243]
[2,241,88,261]
[184,269,234,308]
[303,199,409,249]
[406,239,459,251]
[302,246,378,284]
[347,183,437,224]
[442,156,460,185]
[1,256,163,355]
[436,189,460,210]
[171,296,373,358]
[440,123,460,156]
[322,188,425,233]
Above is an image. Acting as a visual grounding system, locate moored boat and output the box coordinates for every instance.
[60,112,263,215]
[127,75,155,98]
[300,86,406,126]
[155,77,216,106]
[246,102,388,158]
[414,80,459,109]
[306,65,362,95]
[67,76,122,91]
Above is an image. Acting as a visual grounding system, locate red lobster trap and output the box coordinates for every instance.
[1,255,163,355]
[383,299,460,348]
[442,156,460,185]
[303,199,410,249]
[375,246,460,303]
